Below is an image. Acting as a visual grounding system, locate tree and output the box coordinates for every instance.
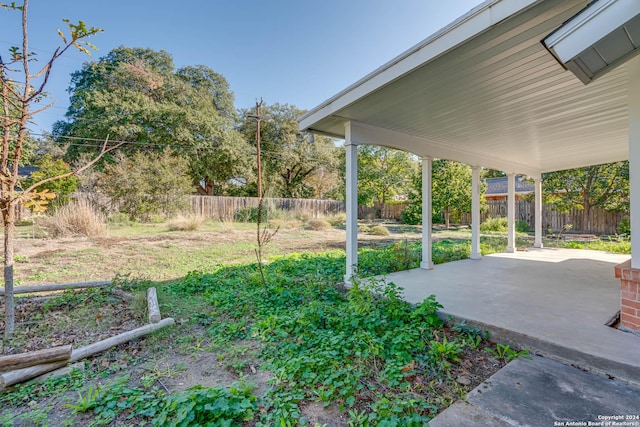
[1,1,118,337]
[357,146,418,210]
[432,160,475,229]
[402,159,480,228]
[24,155,79,207]
[54,47,252,195]
[238,103,339,198]
[99,149,193,221]
[543,161,629,232]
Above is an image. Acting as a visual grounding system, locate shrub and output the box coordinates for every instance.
[98,149,192,222]
[369,225,390,236]
[36,200,107,237]
[400,203,421,225]
[234,206,275,223]
[306,219,331,231]
[325,213,346,227]
[617,215,631,235]
[24,155,79,208]
[167,214,205,231]
[516,220,530,233]
[480,217,507,232]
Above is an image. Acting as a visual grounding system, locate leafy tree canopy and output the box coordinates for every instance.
[356,146,418,208]
[543,161,629,214]
[54,46,252,194]
[237,103,340,198]
[402,159,484,227]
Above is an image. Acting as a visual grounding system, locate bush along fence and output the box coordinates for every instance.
[189,196,345,221]
[460,200,627,235]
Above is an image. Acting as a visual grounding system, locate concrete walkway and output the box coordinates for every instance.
[379,248,640,426]
[383,248,640,382]
[429,355,640,427]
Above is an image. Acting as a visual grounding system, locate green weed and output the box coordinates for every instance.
[486,343,532,362]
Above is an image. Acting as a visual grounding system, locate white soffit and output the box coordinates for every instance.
[543,0,640,84]
[298,0,630,175]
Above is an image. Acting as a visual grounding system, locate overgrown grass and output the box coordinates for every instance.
[545,236,631,254]
[56,249,494,426]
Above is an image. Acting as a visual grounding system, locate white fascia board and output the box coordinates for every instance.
[348,121,543,179]
[299,0,539,133]
[544,0,640,63]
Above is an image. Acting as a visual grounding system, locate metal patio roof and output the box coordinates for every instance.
[298,0,633,179]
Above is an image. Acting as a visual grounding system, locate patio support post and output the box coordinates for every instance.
[470,166,481,260]
[630,58,640,269]
[507,173,516,253]
[344,122,358,284]
[614,57,640,332]
[421,157,433,269]
[534,178,543,248]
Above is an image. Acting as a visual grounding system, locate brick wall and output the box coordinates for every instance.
[614,260,640,331]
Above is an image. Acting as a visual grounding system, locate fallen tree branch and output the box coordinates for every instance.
[0,318,175,391]
[147,287,161,324]
[30,362,84,384]
[0,280,111,296]
[0,345,72,372]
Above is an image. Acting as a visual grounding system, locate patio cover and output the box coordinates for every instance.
[298,0,640,274]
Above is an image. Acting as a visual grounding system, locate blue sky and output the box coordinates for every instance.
[2,0,483,134]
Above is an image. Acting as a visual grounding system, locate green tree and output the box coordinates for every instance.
[99,149,192,221]
[238,103,339,198]
[543,161,628,232]
[402,160,482,228]
[357,146,418,211]
[433,160,474,229]
[54,46,252,195]
[1,1,113,337]
[24,155,79,207]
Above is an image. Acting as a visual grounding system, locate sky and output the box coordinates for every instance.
[1,0,484,135]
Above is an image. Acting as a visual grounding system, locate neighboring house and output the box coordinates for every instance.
[484,176,533,201]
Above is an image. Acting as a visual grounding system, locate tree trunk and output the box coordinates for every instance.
[582,192,592,234]
[3,208,15,339]
[444,208,451,229]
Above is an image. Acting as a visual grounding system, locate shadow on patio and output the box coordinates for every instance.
[380,247,640,383]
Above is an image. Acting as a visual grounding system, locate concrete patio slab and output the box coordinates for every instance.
[429,355,640,427]
[380,248,640,383]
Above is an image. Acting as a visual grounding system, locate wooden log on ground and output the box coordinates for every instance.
[0,280,111,296]
[147,287,161,324]
[0,318,175,391]
[111,289,134,300]
[30,362,85,384]
[0,345,72,372]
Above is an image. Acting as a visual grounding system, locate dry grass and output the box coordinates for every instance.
[268,219,303,229]
[166,214,205,231]
[369,224,390,236]
[306,219,332,231]
[36,200,107,238]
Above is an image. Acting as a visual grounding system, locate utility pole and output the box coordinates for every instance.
[247,98,264,198]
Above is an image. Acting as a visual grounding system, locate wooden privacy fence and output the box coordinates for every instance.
[189,196,345,221]
[460,200,627,235]
[358,204,407,220]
